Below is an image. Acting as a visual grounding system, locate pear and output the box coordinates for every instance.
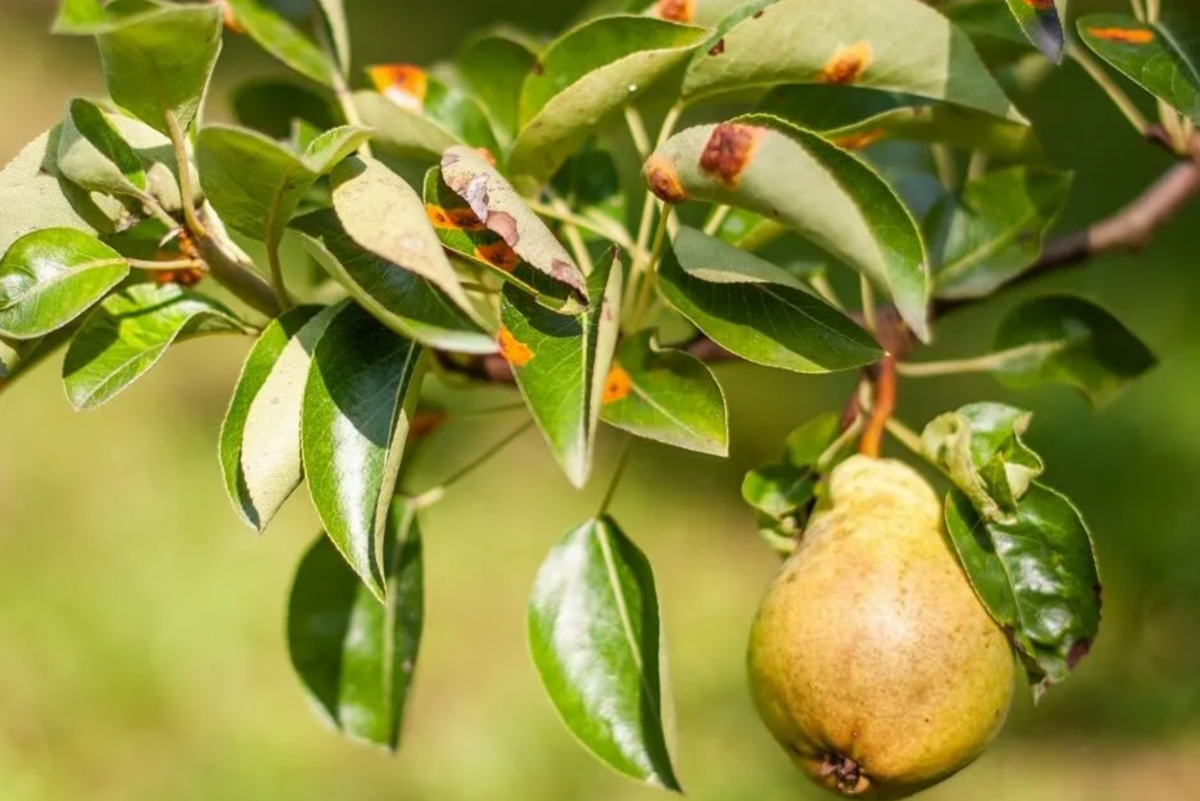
[747,456,1014,798]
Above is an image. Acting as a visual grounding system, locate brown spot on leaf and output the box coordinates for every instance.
[819,41,873,85]
[410,411,449,442]
[699,123,765,188]
[1087,26,1155,44]
[832,128,887,151]
[753,9,765,18]
[531,61,545,76]
[426,204,485,231]
[368,64,428,113]
[474,147,498,167]
[602,364,632,404]
[498,326,534,367]
[487,211,520,248]
[475,241,520,272]
[644,154,690,203]
[655,0,694,22]
[1022,0,1054,9]
[1067,638,1093,670]
[708,38,726,56]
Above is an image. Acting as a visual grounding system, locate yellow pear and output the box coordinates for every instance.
[747,456,1014,798]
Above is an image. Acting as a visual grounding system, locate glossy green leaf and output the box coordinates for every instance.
[331,156,481,324]
[197,123,371,249]
[52,0,106,34]
[742,464,816,519]
[232,79,339,141]
[1078,10,1200,125]
[784,412,843,467]
[990,295,1157,406]
[442,146,588,301]
[302,303,425,599]
[600,330,728,455]
[0,229,129,340]
[456,29,540,141]
[315,0,350,76]
[529,516,680,791]
[219,305,332,532]
[682,0,1024,124]
[508,16,709,190]
[945,483,1101,697]
[927,166,1071,300]
[1004,0,1064,64]
[658,226,882,373]
[292,209,496,354]
[226,0,335,87]
[647,118,929,339]
[64,282,247,410]
[500,251,622,488]
[289,498,423,750]
[57,97,146,196]
[757,84,1041,160]
[95,2,224,134]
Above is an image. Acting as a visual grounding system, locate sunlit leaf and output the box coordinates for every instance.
[226,0,335,86]
[456,28,540,142]
[57,97,147,196]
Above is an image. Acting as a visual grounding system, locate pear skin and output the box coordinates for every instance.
[748,456,1014,798]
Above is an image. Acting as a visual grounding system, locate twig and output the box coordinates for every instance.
[859,355,896,459]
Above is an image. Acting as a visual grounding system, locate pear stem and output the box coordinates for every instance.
[859,355,896,459]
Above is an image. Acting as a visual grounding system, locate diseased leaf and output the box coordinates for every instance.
[292,209,496,354]
[0,229,129,340]
[63,282,247,410]
[529,516,681,790]
[645,0,760,28]
[945,484,1101,698]
[1078,10,1200,125]
[646,118,929,339]
[499,251,622,488]
[508,16,709,190]
[927,166,1072,300]
[289,498,423,750]
[301,303,425,599]
[600,330,728,455]
[1004,0,1065,64]
[57,97,147,196]
[682,0,1025,126]
[990,295,1157,406]
[456,28,540,142]
[226,0,336,87]
[658,226,882,373]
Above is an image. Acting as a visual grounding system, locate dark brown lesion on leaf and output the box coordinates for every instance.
[819,42,873,85]
[708,38,726,56]
[699,123,765,189]
[1067,638,1092,670]
[645,154,690,204]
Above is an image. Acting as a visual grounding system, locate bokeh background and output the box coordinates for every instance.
[2,0,1199,799]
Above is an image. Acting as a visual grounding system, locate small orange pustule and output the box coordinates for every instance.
[655,0,695,23]
[645,154,690,204]
[819,41,873,85]
[602,364,633,404]
[1086,27,1156,45]
[498,326,534,367]
[368,65,429,113]
[475,241,520,273]
[1020,0,1055,10]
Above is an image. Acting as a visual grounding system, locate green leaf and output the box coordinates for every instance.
[219,305,334,532]
[757,84,1041,160]
[658,226,882,373]
[1078,10,1200,125]
[645,0,762,28]
[456,29,540,142]
[682,0,1025,125]
[442,146,588,301]
[330,156,482,325]
[105,111,204,215]
[927,166,1072,300]
[315,0,351,76]
[63,282,247,410]
[289,497,423,750]
[742,464,817,519]
[52,0,106,34]
[292,209,496,354]
[945,483,1101,696]
[1004,0,1064,64]
[990,295,1157,406]
[231,79,339,141]
[946,0,1038,68]
[95,2,224,134]
[226,0,335,87]
[600,330,728,455]
[508,16,709,190]
[302,303,426,600]
[356,67,500,160]
[423,168,585,313]
[647,118,930,340]
[0,325,79,390]
[783,411,843,467]
[0,229,129,340]
[197,123,371,248]
[57,97,147,196]
[500,251,622,488]
[551,146,627,243]
[529,516,681,791]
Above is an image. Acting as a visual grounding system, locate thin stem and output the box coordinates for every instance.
[1070,44,1151,135]
[165,115,207,239]
[655,104,684,150]
[411,419,535,508]
[1130,0,1147,22]
[931,144,958,190]
[967,151,989,182]
[897,344,1063,378]
[631,205,671,329]
[314,15,372,158]
[624,106,652,160]
[1147,0,1161,21]
[860,275,877,333]
[809,274,843,310]
[266,237,294,310]
[884,418,925,459]
[128,258,207,271]
[702,205,732,236]
[529,199,635,252]
[550,196,595,274]
[140,194,181,231]
[461,281,501,295]
[859,356,896,459]
[818,415,863,472]
[597,437,634,516]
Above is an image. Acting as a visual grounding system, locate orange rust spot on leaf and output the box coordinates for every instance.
[832,128,887,151]
[498,326,534,367]
[475,241,521,272]
[368,64,428,113]
[474,147,498,167]
[210,0,244,33]
[645,154,689,203]
[656,0,695,23]
[820,42,873,85]
[602,364,632,404]
[699,123,765,188]
[426,204,484,231]
[1021,0,1055,9]
[1087,26,1155,44]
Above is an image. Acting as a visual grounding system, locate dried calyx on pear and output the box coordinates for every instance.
[747,456,1014,799]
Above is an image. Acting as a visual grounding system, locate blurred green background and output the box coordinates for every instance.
[2,0,1200,799]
